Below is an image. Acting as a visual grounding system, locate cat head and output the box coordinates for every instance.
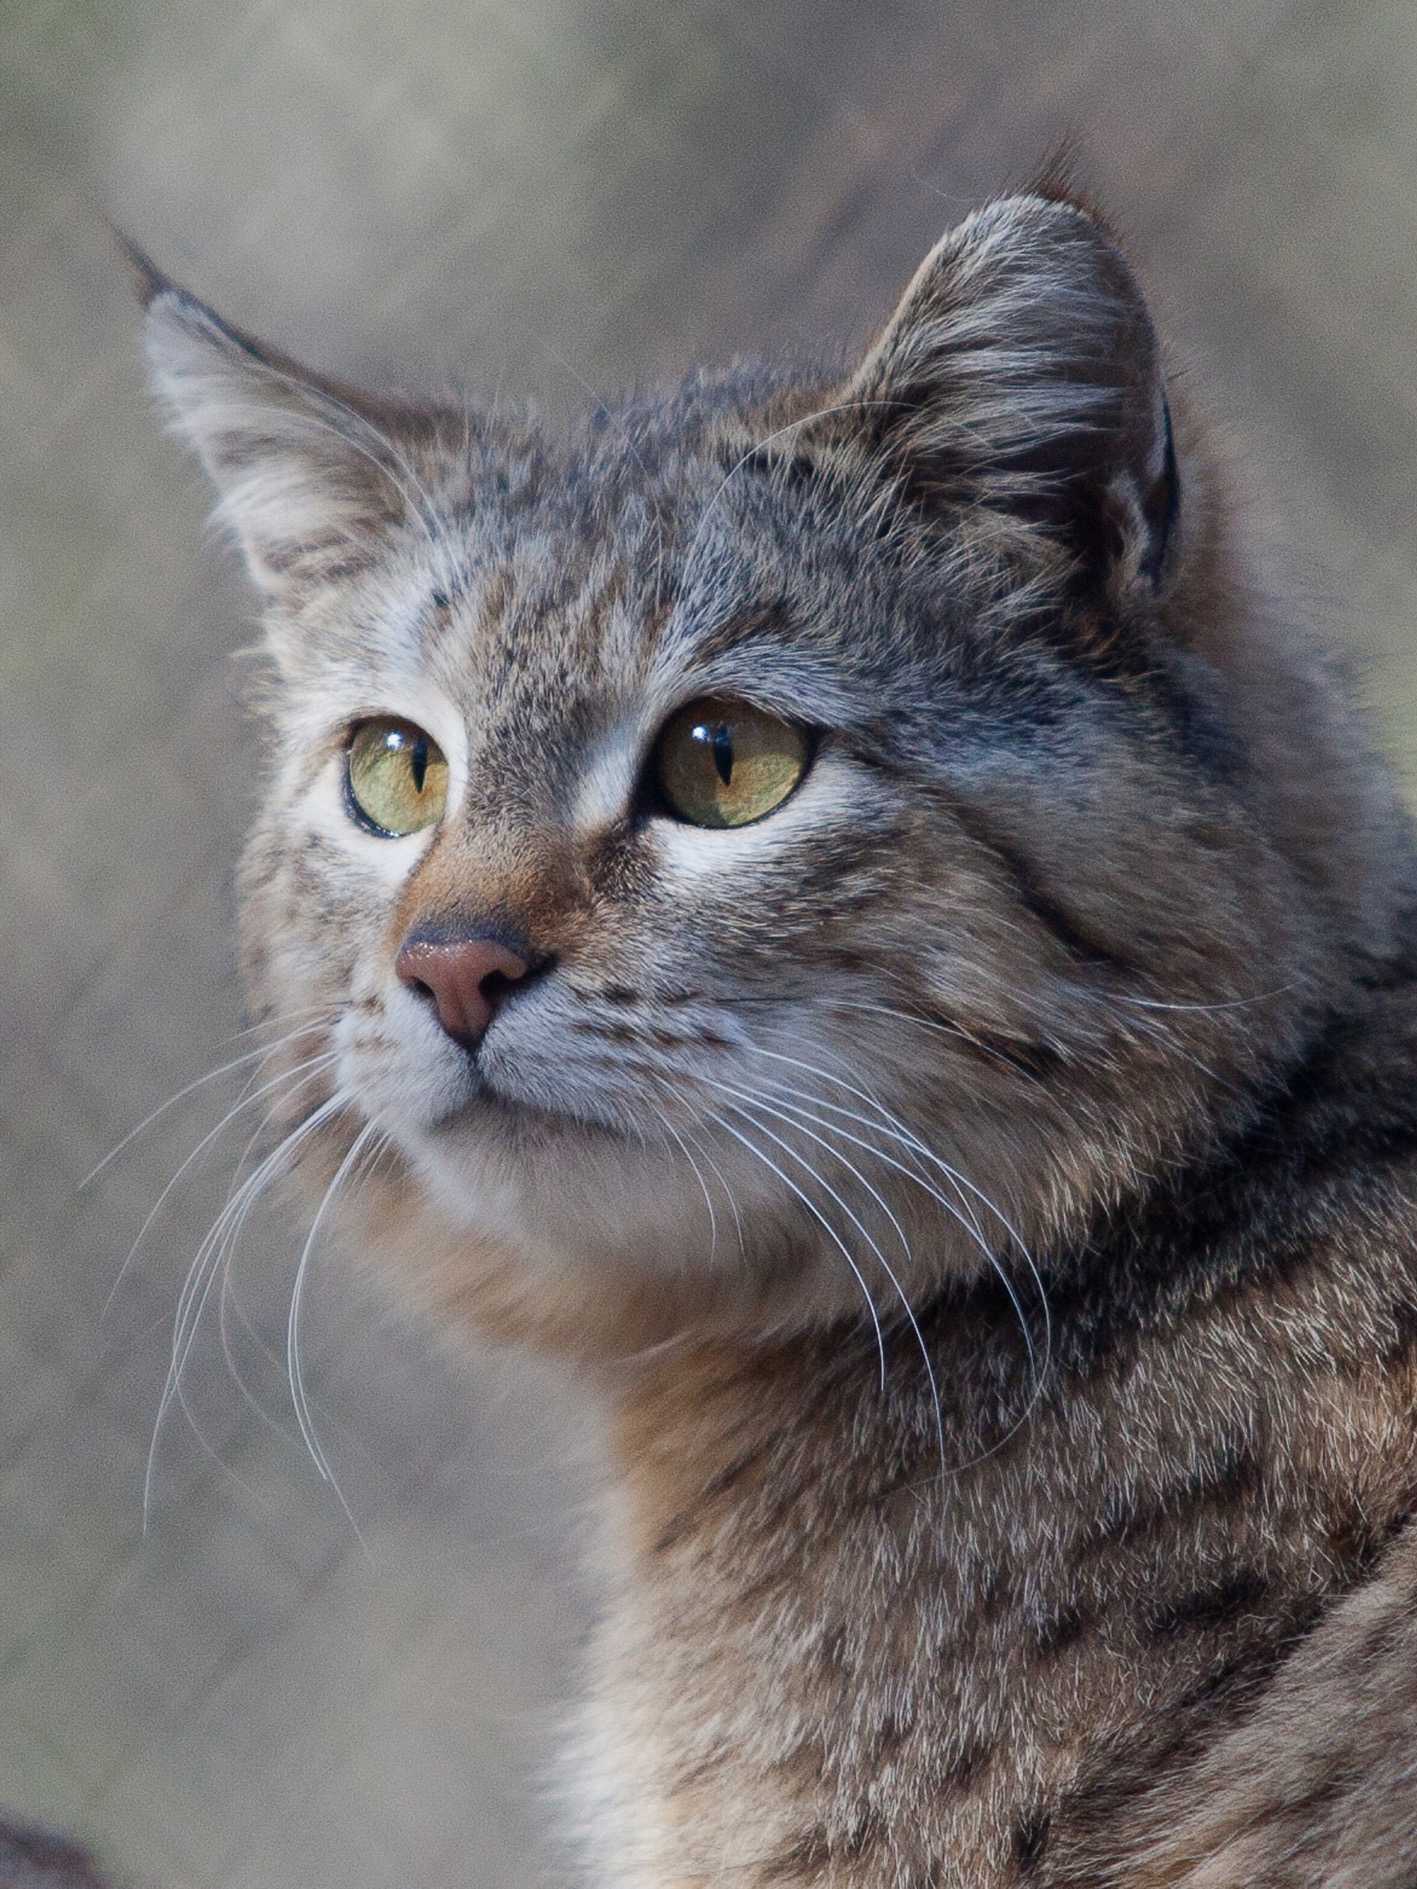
[136,191,1396,1355]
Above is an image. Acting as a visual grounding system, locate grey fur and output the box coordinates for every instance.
[135,188,1417,1885]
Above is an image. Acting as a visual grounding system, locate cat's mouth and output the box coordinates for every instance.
[421,1065,629,1150]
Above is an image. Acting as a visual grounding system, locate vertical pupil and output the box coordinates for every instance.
[710,724,734,786]
[410,733,428,795]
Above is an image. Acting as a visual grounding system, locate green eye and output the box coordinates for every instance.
[345,717,449,837]
[653,697,811,829]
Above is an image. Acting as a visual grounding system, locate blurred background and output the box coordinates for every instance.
[4,0,1417,1883]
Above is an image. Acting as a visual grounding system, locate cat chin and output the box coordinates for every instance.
[390,1105,738,1278]
[348,1037,1067,1319]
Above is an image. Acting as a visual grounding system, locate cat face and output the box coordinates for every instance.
[138,194,1331,1338]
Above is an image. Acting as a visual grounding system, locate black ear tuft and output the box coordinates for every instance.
[108,222,175,310]
[1021,140,1112,228]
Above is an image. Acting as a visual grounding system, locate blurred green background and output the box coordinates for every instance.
[3,0,1416,1883]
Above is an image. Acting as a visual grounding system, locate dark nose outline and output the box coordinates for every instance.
[395,924,534,1049]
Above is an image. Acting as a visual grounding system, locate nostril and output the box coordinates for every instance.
[395,926,549,1050]
[479,966,523,1010]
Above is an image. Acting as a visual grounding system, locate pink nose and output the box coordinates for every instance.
[395,929,532,1047]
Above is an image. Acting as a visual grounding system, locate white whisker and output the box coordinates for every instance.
[81,1012,334,1191]
[214,1063,348,1451]
[748,1079,999,1271]
[658,1109,718,1263]
[739,1041,1055,1454]
[162,1088,346,1446]
[678,1118,747,1261]
[104,1047,340,1321]
[286,1118,383,1549]
[747,1043,1024,1251]
[676,398,909,594]
[699,1106,888,1395]
[710,1084,946,1474]
[236,356,445,547]
[145,1088,348,1529]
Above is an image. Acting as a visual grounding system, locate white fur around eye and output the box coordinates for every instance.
[368,673,470,801]
[572,720,647,833]
[651,745,845,876]
[279,674,470,875]
[303,755,442,884]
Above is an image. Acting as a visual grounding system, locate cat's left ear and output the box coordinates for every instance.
[124,238,432,596]
[840,190,1180,597]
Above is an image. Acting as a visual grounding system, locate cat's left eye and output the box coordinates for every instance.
[345,717,449,837]
[652,697,811,829]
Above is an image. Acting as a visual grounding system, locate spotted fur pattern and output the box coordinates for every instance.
[136,186,1417,1885]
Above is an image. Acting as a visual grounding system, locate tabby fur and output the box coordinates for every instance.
[134,182,1417,1886]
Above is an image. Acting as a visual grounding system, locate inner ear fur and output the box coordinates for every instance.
[840,192,1179,594]
[125,238,443,595]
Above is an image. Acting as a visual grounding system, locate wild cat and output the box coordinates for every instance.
[87,180,1417,1887]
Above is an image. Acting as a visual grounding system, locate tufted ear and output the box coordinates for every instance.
[122,236,432,595]
[842,192,1179,594]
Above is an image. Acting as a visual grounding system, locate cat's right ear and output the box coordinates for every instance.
[122,236,425,596]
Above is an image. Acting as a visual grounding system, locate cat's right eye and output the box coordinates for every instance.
[345,717,449,837]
